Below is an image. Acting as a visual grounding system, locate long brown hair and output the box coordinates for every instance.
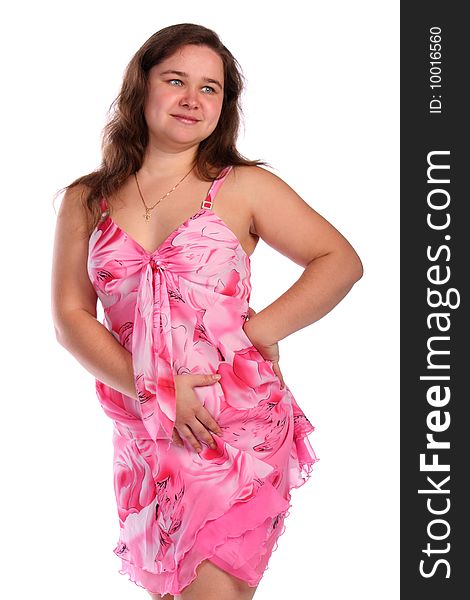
[56,23,270,233]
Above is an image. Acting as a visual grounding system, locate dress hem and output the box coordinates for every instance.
[114,454,319,596]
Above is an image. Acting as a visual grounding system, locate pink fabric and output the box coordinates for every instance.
[87,165,320,596]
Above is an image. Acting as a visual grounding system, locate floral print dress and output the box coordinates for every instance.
[87,164,320,596]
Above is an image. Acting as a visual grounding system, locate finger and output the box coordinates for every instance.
[190,419,218,449]
[272,361,285,389]
[196,409,223,437]
[172,430,184,447]
[175,372,220,386]
[191,373,222,387]
[178,425,204,453]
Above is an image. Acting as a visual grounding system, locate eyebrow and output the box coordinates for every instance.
[158,69,223,90]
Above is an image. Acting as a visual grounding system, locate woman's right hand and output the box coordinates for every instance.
[171,373,223,453]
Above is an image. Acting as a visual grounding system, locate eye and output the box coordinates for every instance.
[168,79,216,94]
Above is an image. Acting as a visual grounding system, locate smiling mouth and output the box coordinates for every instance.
[171,115,200,124]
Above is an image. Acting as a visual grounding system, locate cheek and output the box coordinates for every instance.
[207,98,224,122]
[145,89,173,116]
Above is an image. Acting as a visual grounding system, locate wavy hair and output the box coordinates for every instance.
[56,23,270,233]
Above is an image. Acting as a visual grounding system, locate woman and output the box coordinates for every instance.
[51,23,363,600]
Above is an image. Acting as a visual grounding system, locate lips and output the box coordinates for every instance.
[171,114,200,123]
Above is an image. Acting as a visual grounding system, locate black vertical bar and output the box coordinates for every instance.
[401,3,469,599]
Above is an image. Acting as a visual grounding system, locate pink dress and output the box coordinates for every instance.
[87,165,319,596]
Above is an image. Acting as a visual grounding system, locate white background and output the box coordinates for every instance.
[1,1,399,598]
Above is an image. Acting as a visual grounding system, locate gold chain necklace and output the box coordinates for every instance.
[134,166,194,222]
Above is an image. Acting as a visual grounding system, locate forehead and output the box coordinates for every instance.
[153,44,224,79]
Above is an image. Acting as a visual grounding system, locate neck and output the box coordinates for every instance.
[139,144,198,181]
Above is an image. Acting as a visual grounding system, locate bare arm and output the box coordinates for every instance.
[242,166,364,345]
[51,185,138,400]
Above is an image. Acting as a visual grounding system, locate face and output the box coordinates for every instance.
[144,44,225,151]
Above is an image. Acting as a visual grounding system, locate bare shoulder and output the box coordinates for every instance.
[231,164,300,208]
[52,182,98,321]
[231,164,314,232]
[231,164,284,191]
[231,164,361,269]
[56,183,94,239]
[229,165,289,234]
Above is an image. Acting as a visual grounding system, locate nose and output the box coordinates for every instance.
[179,86,200,109]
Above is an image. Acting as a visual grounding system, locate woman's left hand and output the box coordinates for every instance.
[243,307,286,390]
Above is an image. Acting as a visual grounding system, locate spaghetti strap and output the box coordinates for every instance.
[201,165,233,209]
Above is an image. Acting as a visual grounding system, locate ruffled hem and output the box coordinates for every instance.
[115,481,310,596]
[113,433,320,596]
